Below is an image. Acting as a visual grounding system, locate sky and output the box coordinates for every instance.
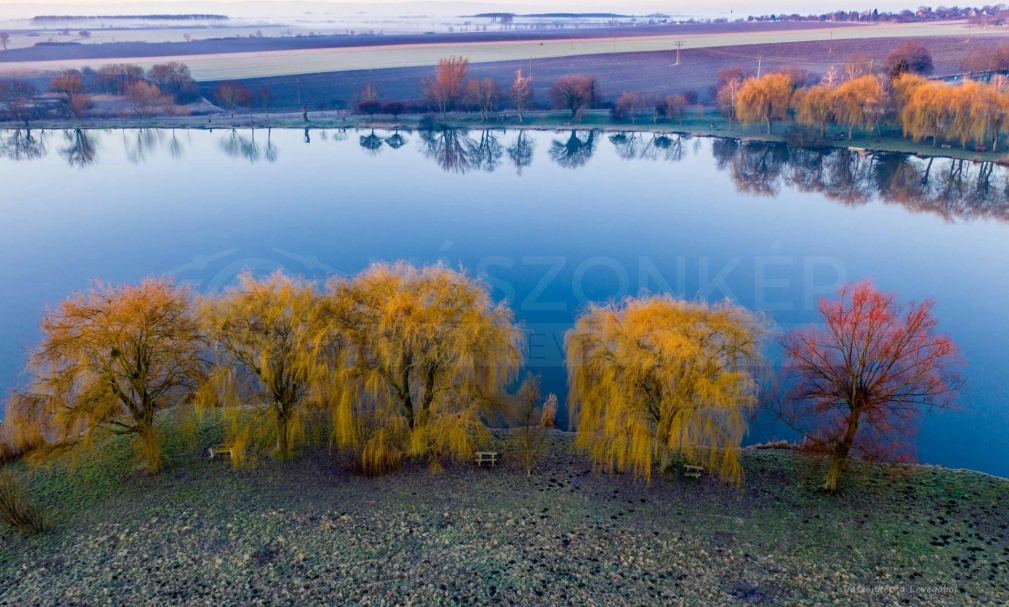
[0,1,925,21]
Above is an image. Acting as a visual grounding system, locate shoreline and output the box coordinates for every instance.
[5,109,1008,164]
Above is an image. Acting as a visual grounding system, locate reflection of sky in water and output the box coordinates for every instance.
[1,127,1007,476]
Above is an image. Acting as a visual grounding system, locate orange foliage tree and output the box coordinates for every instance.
[792,84,835,137]
[424,56,471,118]
[830,75,884,138]
[773,281,964,491]
[735,73,793,134]
[328,262,524,474]
[5,279,206,472]
[566,296,767,484]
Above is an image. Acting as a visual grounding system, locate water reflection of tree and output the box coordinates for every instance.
[641,134,691,162]
[549,130,597,169]
[123,129,165,165]
[507,131,535,175]
[608,132,643,161]
[385,131,407,149]
[716,141,1009,222]
[59,129,99,168]
[728,142,790,196]
[219,129,264,163]
[419,127,474,174]
[264,129,279,163]
[360,130,384,155]
[0,129,46,162]
[466,130,504,172]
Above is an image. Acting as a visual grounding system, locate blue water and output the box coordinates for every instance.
[1,127,1006,476]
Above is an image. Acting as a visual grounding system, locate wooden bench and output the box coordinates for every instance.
[683,464,704,479]
[475,451,499,466]
[208,445,234,460]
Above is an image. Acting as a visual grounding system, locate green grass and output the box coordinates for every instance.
[2,417,1005,605]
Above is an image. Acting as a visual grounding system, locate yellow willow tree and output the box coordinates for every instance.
[330,262,524,474]
[830,75,885,139]
[944,82,974,150]
[566,296,768,484]
[900,81,952,147]
[978,82,1009,151]
[793,84,835,137]
[735,73,794,134]
[200,272,345,463]
[5,278,205,472]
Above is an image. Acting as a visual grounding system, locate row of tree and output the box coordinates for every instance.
[0,62,199,123]
[725,68,1009,151]
[2,262,962,491]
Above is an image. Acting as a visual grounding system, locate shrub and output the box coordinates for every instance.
[0,470,47,534]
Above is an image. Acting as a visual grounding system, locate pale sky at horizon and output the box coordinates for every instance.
[0,0,924,20]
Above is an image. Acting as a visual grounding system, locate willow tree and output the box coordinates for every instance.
[330,262,524,474]
[6,278,205,472]
[900,81,952,147]
[735,73,793,134]
[793,84,835,137]
[566,296,767,484]
[830,75,884,139]
[200,272,344,463]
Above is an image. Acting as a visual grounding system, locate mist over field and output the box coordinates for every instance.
[0,0,930,21]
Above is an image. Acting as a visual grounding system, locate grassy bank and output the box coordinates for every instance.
[6,109,1009,164]
[1,417,1007,606]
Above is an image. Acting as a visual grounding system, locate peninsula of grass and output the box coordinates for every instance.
[1,415,1006,606]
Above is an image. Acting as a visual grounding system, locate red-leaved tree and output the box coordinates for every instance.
[774,280,964,491]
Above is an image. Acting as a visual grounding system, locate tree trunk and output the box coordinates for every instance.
[276,406,292,460]
[823,411,860,492]
[138,423,164,473]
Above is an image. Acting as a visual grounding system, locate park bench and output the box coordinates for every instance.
[208,445,234,460]
[941,144,952,149]
[975,146,988,152]
[682,464,704,479]
[475,451,499,466]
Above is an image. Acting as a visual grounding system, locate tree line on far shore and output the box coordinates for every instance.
[1,261,962,503]
[4,39,1009,144]
[723,41,1009,152]
[0,61,198,123]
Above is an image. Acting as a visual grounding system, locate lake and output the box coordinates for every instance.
[1,126,1007,476]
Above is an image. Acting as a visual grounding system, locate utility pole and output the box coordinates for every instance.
[673,40,684,65]
[296,76,302,106]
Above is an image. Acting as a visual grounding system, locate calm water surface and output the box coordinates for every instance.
[1,127,1007,476]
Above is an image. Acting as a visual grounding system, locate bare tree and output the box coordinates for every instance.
[549,74,597,119]
[423,56,471,118]
[0,80,36,125]
[508,69,534,122]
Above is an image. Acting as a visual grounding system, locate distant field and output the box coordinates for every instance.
[0,21,987,81]
[202,35,1008,111]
